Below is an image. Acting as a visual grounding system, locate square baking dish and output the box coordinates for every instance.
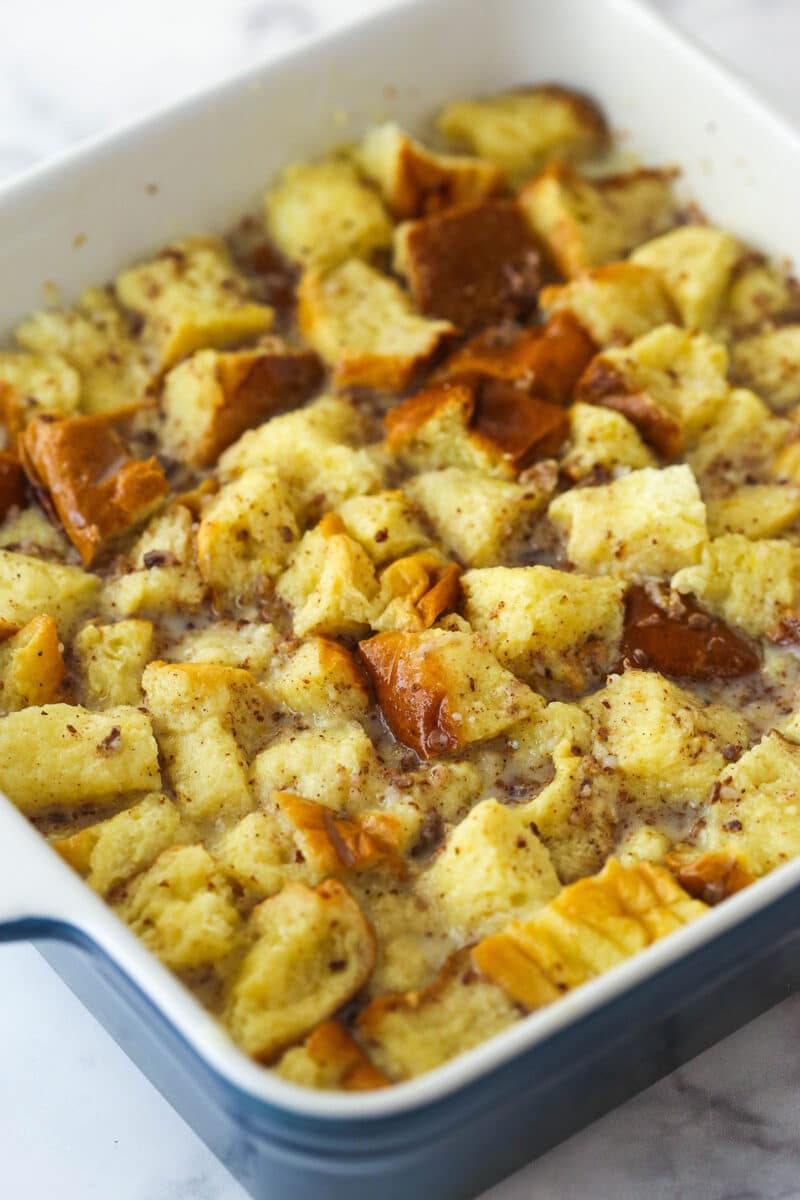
[3,0,800,1196]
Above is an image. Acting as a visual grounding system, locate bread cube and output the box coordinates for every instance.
[372,551,461,633]
[518,162,678,278]
[359,627,543,758]
[422,798,560,938]
[407,467,548,567]
[165,620,277,677]
[357,950,518,1080]
[0,702,160,815]
[473,859,706,1011]
[705,484,800,539]
[385,382,506,476]
[393,200,540,332]
[103,504,206,618]
[276,1021,387,1091]
[504,702,594,780]
[214,810,295,899]
[722,260,796,329]
[196,467,298,606]
[358,885,451,996]
[160,341,322,467]
[462,565,625,691]
[576,324,730,457]
[53,792,181,896]
[116,844,240,969]
[0,614,65,712]
[631,226,743,330]
[0,549,100,635]
[73,619,154,708]
[143,659,272,745]
[514,740,618,881]
[115,237,273,369]
[687,387,787,480]
[437,85,608,177]
[583,670,749,807]
[387,376,568,476]
[335,490,429,565]
[218,394,383,518]
[275,792,402,882]
[162,716,255,821]
[731,325,800,411]
[271,638,369,719]
[355,122,503,218]
[672,533,800,637]
[700,730,800,875]
[540,262,676,346]
[15,287,152,415]
[252,719,379,814]
[220,391,361,469]
[276,516,379,638]
[143,660,270,820]
[298,259,453,391]
[437,312,596,406]
[223,879,374,1060]
[21,412,168,565]
[560,402,656,481]
[264,158,393,271]
[0,350,80,437]
[550,464,707,579]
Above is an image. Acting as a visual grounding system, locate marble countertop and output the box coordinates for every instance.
[2,1,800,1197]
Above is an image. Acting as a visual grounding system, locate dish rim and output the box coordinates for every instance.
[1,0,800,1125]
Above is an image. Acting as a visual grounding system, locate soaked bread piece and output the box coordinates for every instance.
[21,413,169,565]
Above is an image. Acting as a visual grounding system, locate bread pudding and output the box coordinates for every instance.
[2,82,800,1089]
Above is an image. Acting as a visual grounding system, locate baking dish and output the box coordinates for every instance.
[4,0,800,1195]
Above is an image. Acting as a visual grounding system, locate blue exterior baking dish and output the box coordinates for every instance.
[3,0,800,1195]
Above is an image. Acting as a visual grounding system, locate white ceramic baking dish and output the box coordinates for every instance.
[3,1,800,1196]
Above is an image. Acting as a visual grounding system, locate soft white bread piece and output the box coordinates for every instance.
[223,879,375,1061]
[298,259,453,391]
[548,464,708,579]
[519,162,678,278]
[115,237,273,369]
[0,703,160,815]
[265,158,393,271]
[437,85,609,177]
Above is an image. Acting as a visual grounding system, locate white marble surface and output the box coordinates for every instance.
[2,1,800,1197]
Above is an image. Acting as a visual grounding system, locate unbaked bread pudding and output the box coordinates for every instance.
[2,83,800,1090]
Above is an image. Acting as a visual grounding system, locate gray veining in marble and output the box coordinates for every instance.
[2,2,800,1197]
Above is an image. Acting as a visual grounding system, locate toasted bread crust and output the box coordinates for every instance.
[386,377,568,472]
[163,342,322,467]
[622,584,760,679]
[577,356,681,457]
[21,414,169,564]
[303,1021,389,1090]
[666,850,755,905]
[473,859,707,1009]
[397,200,541,332]
[438,313,596,405]
[276,792,404,878]
[0,451,24,519]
